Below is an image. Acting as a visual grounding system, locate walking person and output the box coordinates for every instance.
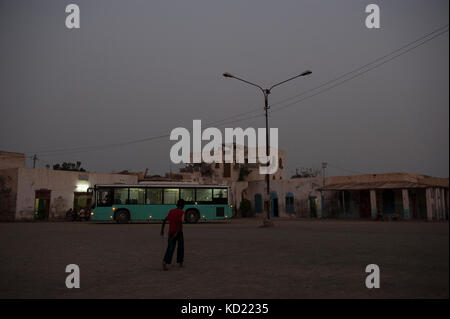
[161,199,185,271]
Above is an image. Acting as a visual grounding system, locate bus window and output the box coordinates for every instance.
[164,188,179,204]
[196,188,212,203]
[129,188,145,205]
[97,188,113,206]
[213,188,228,204]
[180,188,195,204]
[146,188,162,204]
[114,188,128,205]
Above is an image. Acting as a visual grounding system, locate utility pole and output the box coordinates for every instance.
[223,70,312,226]
[32,154,38,169]
[321,162,327,187]
[321,162,327,218]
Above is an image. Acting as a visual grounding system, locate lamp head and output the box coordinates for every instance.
[301,70,312,76]
[223,72,234,78]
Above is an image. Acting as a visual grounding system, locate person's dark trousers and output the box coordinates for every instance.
[163,231,184,264]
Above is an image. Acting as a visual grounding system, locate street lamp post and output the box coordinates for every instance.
[223,70,312,223]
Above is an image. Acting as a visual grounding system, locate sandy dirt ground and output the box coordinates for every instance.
[0,218,448,298]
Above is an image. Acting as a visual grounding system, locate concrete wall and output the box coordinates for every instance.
[230,181,249,216]
[0,151,26,170]
[246,177,323,218]
[14,168,138,221]
[245,175,448,220]
[0,168,19,221]
[179,148,286,184]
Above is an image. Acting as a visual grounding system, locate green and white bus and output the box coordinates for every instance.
[89,183,232,223]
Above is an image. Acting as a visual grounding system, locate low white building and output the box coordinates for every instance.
[0,153,137,221]
[245,172,449,221]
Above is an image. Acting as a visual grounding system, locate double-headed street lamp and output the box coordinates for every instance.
[223,70,312,223]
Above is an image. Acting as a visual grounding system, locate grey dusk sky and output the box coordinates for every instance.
[0,0,448,177]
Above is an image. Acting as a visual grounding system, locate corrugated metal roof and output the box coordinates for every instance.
[319,180,448,191]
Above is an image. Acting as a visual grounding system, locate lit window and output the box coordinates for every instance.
[196,188,212,202]
[129,188,145,205]
[164,188,179,205]
[146,188,162,204]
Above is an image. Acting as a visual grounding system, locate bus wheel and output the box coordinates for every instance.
[116,209,130,224]
[185,209,200,223]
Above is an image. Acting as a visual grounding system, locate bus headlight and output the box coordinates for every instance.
[112,207,116,211]
[90,212,94,216]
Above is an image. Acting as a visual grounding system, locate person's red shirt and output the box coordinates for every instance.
[165,208,184,235]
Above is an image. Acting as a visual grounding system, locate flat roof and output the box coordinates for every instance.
[94,184,229,188]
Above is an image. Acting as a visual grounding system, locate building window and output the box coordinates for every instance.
[223,163,231,177]
[285,193,294,213]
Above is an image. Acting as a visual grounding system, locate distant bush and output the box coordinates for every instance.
[53,161,85,172]
[239,199,254,218]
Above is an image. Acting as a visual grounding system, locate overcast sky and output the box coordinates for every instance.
[0,0,448,177]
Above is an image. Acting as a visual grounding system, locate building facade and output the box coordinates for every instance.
[1,149,448,222]
[0,165,137,221]
[244,172,448,221]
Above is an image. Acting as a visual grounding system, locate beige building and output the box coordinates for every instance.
[173,144,286,214]
[244,172,448,221]
[319,172,449,221]
[0,151,26,170]
[0,151,138,221]
[1,149,447,222]
[151,145,449,221]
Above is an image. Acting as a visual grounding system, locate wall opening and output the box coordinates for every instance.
[34,189,51,220]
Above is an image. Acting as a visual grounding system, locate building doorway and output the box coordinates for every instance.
[359,190,371,218]
[73,192,92,214]
[382,189,395,215]
[410,189,427,220]
[34,189,51,220]
[309,196,318,218]
[270,192,279,217]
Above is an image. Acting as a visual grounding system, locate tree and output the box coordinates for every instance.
[53,161,86,172]
[238,166,251,181]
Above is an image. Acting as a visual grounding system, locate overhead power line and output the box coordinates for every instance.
[24,24,449,158]
[327,163,369,175]
[270,26,449,114]
[269,24,449,110]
